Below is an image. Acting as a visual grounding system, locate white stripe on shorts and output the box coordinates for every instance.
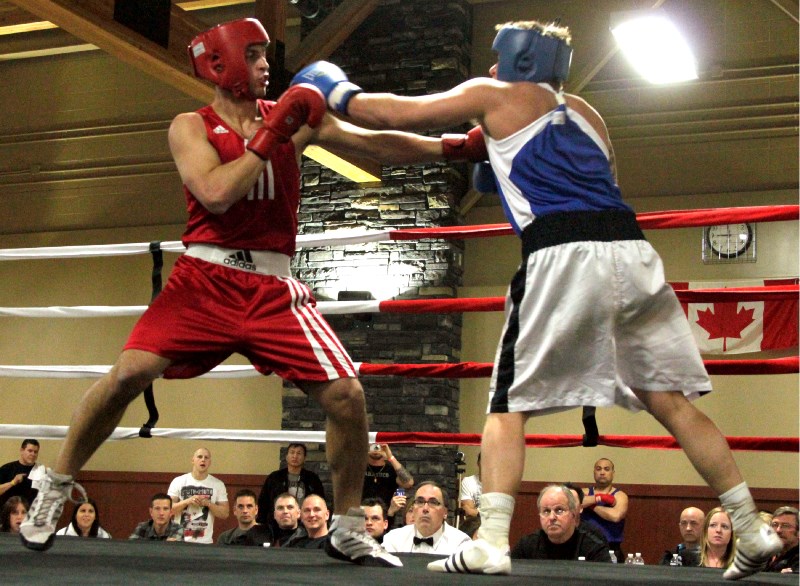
[282,277,356,379]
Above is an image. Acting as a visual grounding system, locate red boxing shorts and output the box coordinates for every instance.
[125,254,357,381]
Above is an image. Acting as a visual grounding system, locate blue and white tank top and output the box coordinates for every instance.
[486,84,632,236]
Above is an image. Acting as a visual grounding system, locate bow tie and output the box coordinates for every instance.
[413,536,434,547]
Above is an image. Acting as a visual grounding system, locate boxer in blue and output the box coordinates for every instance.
[293,20,781,579]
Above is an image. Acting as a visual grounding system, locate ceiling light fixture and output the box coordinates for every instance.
[611,9,698,84]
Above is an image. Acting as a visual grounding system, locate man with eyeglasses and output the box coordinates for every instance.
[660,506,704,566]
[382,481,471,555]
[765,506,799,573]
[511,485,611,562]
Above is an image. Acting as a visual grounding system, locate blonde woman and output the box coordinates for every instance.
[700,507,736,568]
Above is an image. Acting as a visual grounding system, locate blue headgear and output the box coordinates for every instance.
[492,25,572,83]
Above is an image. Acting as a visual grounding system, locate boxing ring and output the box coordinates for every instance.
[0,204,797,450]
[0,205,797,585]
[1,531,796,586]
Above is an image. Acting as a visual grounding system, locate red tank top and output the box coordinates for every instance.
[181,101,301,256]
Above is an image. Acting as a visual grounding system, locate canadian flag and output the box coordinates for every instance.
[674,278,799,355]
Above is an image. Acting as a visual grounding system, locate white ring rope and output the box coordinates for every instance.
[0,364,268,378]
[0,301,381,318]
[0,424,373,444]
[0,228,391,261]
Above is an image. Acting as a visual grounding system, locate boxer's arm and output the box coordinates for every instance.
[346,77,497,132]
[292,61,496,131]
[298,112,443,165]
[168,112,267,215]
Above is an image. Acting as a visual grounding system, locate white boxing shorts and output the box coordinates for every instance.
[487,238,712,415]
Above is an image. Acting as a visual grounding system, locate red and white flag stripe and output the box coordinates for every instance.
[675,278,799,354]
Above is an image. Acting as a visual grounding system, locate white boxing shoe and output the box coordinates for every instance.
[325,507,403,568]
[20,468,86,551]
[723,519,782,580]
[427,539,511,574]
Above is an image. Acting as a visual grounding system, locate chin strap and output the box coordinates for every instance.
[139,241,163,438]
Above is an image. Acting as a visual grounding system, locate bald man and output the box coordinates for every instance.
[661,506,704,566]
[168,447,229,543]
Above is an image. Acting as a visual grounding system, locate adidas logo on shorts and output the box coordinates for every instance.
[224,250,256,271]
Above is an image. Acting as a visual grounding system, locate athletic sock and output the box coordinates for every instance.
[476,492,515,550]
[719,481,759,532]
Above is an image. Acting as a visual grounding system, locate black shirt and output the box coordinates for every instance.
[362,463,398,508]
[660,544,701,566]
[511,526,612,562]
[256,467,325,525]
[0,461,36,509]
[766,545,799,573]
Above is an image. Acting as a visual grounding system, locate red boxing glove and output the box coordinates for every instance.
[441,126,488,162]
[247,83,326,161]
[247,127,280,161]
[595,493,616,507]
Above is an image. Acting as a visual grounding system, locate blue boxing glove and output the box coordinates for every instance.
[291,61,362,114]
[472,161,497,193]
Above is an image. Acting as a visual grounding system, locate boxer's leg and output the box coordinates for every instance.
[633,389,781,580]
[21,350,170,551]
[428,412,522,574]
[304,377,402,567]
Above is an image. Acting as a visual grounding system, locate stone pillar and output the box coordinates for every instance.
[282,0,474,519]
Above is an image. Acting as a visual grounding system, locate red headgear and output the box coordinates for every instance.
[188,18,270,99]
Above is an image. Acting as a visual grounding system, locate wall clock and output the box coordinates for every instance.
[705,223,754,259]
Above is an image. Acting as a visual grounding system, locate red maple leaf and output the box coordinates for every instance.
[695,303,756,352]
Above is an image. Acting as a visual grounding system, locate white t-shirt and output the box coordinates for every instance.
[56,524,111,538]
[459,474,482,508]
[167,472,228,544]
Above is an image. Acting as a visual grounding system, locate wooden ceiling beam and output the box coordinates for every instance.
[2,0,381,182]
[5,0,214,101]
[285,0,377,73]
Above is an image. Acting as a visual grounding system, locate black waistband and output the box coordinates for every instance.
[521,210,645,257]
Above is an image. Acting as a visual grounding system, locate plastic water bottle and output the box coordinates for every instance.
[609,550,617,564]
[669,553,682,566]
[624,553,635,565]
[633,552,645,565]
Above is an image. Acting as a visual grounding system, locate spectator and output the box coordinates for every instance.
[404,497,415,526]
[362,444,414,522]
[285,494,329,549]
[660,506,704,566]
[361,497,389,543]
[0,496,28,534]
[0,439,41,509]
[56,499,111,538]
[129,492,183,541]
[581,458,628,562]
[459,453,482,520]
[271,493,301,547]
[511,485,611,562]
[256,443,325,525]
[699,506,736,569]
[218,489,270,546]
[382,481,471,555]
[766,506,799,573]
[563,482,608,545]
[168,447,229,544]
